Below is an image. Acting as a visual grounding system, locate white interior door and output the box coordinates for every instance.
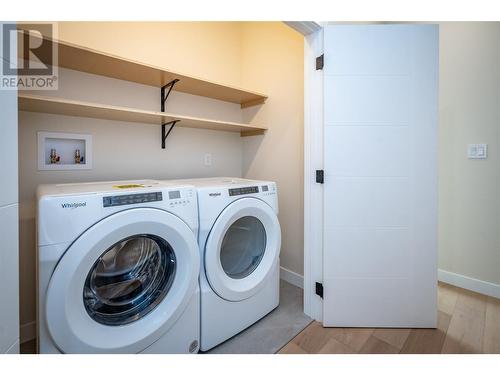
[322,24,438,327]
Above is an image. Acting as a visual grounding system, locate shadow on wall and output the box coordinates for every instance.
[241,101,262,124]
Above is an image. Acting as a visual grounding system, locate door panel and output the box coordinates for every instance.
[324,25,412,76]
[325,176,411,227]
[322,24,438,327]
[324,75,411,125]
[324,277,412,327]
[326,227,410,279]
[324,125,410,177]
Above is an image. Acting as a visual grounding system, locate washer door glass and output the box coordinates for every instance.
[220,216,267,279]
[83,234,176,326]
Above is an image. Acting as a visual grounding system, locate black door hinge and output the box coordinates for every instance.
[316,54,324,70]
[316,170,324,184]
[315,282,324,298]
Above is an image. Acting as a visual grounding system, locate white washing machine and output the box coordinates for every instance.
[37,180,200,354]
[170,178,281,351]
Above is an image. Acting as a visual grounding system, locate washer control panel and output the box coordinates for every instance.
[103,192,163,207]
[228,186,259,196]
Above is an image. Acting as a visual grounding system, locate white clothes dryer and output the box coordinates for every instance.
[169,178,281,351]
[37,180,200,354]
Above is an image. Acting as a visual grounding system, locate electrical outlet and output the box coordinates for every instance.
[204,153,212,166]
[468,144,488,159]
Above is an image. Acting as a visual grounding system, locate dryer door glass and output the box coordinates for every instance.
[83,234,176,326]
[220,216,267,279]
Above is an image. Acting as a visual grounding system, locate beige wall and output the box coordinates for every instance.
[439,22,500,285]
[19,22,245,329]
[240,22,305,276]
[18,22,305,330]
[19,74,244,327]
[58,22,243,87]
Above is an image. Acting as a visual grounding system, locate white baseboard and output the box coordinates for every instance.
[20,321,36,344]
[280,266,304,289]
[438,269,500,299]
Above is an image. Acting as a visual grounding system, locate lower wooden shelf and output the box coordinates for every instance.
[18,94,267,136]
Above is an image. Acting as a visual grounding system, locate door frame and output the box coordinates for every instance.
[303,27,324,322]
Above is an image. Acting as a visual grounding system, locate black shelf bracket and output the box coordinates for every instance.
[162,120,179,149]
[161,79,180,112]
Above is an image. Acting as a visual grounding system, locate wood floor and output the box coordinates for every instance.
[279,282,500,354]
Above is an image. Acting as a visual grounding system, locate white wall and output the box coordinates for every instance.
[0,22,20,353]
[439,22,500,288]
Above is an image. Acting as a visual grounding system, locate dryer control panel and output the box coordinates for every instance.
[103,192,163,207]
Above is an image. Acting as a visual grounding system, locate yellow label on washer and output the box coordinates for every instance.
[113,184,145,189]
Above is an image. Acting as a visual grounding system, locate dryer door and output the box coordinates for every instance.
[204,198,281,302]
[45,208,199,353]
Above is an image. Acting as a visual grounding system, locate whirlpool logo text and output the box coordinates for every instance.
[61,202,87,209]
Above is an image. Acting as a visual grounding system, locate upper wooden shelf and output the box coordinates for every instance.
[37,36,268,108]
[18,94,267,137]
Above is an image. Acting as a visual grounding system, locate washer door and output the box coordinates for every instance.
[204,198,281,302]
[45,208,199,353]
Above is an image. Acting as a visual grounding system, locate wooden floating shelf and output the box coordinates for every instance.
[28,34,268,108]
[18,94,267,136]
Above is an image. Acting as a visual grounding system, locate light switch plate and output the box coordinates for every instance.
[468,144,488,159]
